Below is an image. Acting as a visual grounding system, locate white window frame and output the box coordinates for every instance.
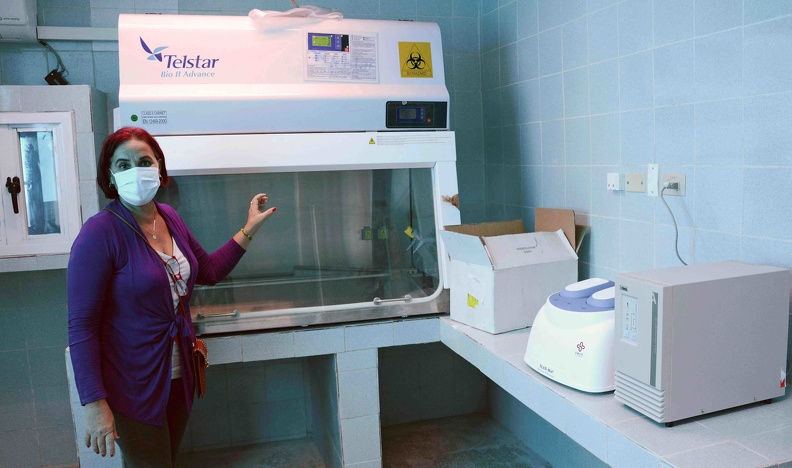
[0,112,81,257]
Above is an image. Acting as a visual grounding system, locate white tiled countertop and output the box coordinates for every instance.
[439,317,792,468]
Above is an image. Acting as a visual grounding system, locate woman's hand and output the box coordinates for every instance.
[235,193,276,249]
[84,399,118,457]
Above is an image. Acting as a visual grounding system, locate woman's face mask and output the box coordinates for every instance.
[109,139,161,206]
[112,167,160,206]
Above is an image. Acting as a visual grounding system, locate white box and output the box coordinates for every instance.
[440,220,578,334]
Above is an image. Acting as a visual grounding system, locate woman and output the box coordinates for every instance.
[67,127,276,465]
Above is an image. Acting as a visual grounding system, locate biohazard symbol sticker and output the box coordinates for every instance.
[398,42,433,78]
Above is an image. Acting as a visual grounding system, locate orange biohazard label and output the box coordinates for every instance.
[398,42,433,78]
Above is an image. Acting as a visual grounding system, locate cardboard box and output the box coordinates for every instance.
[440,209,581,334]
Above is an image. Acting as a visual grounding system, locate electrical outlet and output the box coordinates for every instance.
[607,172,625,191]
[625,172,645,193]
[662,173,686,196]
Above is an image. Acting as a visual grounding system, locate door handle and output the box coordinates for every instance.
[5,176,21,214]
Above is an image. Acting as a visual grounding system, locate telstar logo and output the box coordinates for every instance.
[140,37,167,62]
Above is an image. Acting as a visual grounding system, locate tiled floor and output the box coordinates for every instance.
[382,413,550,467]
[175,437,324,467]
[175,413,549,467]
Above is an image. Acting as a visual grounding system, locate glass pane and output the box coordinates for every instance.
[19,131,61,235]
[160,169,439,315]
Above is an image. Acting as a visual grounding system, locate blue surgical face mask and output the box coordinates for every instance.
[112,167,160,206]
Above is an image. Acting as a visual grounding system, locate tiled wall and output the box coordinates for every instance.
[379,342,486,426]
[479,0,792,283]
[0,270,73,468]
[489,381,608,467]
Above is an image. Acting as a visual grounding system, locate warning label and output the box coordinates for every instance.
[398,42,433,78]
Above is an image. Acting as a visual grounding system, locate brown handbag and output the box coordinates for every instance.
[192,338,209,398]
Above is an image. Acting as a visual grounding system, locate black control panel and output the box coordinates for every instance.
[386,101,448,129]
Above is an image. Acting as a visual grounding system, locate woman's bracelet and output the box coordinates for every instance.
[240,227,253,241]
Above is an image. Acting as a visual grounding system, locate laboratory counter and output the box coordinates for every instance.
[440,317,792,468]
[67,316,792,467]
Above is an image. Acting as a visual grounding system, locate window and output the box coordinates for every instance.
[0,112,81,257]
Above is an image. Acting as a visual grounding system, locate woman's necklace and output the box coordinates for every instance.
[140,217,157,240]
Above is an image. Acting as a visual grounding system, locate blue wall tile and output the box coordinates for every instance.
[695,0,742,36]
[618,0,653,55]
[499,2,518,46]
[744,17,792,96]
[620,109,654,165]
[481,10,499,52]
[518,36,539,81]
[481,49,500,90]
[501,84,520,126]
[695,229,742,264]
[483,88,503,127]
[657,228,700,274]
[517,0,539,39]
[619,52,653,111]
[565,117,591,165]
[518,78,542,123]
[742,236,792,268]
[521,165,543,207]
[540,74,564,120]
[653,0,694,47]
[452,18,479,55]
[590,113,621,165]
[453,0,478,17]
[502,124,522,164]
[521,122,543,165]
[589,59,620,115]
[743,93,792,167]
[453,54,481,92]
[563,17,588,70]
[565,166,591,212]
[486,165,506,204]
[538,27,563,76]
[564,68,590,118]
[620,220,655,271]
[537,0,563,32]
[655,105,694,166]
[542,166,566,207]
[541,120,565,165]
[744,0,792,24]
[694,168,742,233]
[485,127,503,164]
[695,99,743,166]
[654,40,694,107]
[587,6,618,63]
[418,0,452,17]
[694,30,742,101]
[743,168,792,239]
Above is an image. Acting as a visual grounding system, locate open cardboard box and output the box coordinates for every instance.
[440,208,586,334]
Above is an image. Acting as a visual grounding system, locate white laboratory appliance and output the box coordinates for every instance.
[116,13,460,334]
[614,261,790,425]
[524,278,616,393]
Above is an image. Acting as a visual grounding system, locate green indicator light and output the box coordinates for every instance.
[131,115,138,122]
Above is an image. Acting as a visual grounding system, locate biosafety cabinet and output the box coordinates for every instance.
[117,13,460,333]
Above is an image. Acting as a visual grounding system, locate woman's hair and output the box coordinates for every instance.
[97,127,169,199]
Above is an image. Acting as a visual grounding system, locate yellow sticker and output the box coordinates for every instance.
[369,138,376,144]
[404,226,414,239]
[398,42,433,78]
[467,293,480,308]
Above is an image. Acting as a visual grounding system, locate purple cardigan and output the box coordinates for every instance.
[67,200,245,425]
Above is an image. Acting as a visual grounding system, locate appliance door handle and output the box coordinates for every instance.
[5,177,21,214]
[196,310,241,320]
[373,294,412,305]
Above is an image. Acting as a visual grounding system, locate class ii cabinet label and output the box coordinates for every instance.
[141,110,167,125]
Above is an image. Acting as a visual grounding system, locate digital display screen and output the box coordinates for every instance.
[312,35,332,47]
[398,108,418,121]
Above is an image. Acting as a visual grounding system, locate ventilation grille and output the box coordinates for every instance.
[615,371,666,422]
